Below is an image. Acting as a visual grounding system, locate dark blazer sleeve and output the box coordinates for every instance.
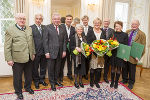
[100,29,106,39]
[123,32,128,45]
[43,25,49,54]
[69,34,76,54]
[63,31,67,52]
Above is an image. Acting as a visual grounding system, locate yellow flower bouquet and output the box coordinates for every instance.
[81,42,93,57]
[106,37,119,57]
[90,39,109,56]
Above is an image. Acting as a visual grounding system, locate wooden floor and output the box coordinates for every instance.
[0,67,150,100]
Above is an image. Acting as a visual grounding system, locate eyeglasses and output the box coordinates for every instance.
[17,17,26,21]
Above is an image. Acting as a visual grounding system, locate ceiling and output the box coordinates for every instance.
[51,0,81,7]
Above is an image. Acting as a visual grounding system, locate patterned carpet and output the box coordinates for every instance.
[0,82,143,100]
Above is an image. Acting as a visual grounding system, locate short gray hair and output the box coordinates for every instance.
[52,13,61,19]
[75,24,83,30]
[35,13,43,19]
[15,13,26,19]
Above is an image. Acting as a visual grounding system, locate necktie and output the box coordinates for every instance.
[56,26,59,34]
[128,30,134,46]
[104,28,108,38]
[84,27,88,36]
[38,26,42,35]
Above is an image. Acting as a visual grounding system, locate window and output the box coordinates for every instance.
[115,2,129,31]
[0,0,15,45]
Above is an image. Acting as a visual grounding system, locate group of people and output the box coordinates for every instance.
[4,13,146,99]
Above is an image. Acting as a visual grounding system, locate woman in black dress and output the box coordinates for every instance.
[70,24,86,89]
[110,21,128,89]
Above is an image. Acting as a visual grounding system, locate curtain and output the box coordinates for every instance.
[28,0,51,25]
[143,1,150,68]
[100,0,115,28]
[15,0,25,13]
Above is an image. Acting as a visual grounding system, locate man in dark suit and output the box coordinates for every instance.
[102,18,114,83]
[81,15,95,80]
[60,15,75,81]
[4,13,35,99]
[43,13,66,91]
[30,14,48,89]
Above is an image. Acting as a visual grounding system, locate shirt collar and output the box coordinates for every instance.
[65,24,71,29]
[35,24,41,28]
[16,24,26,31]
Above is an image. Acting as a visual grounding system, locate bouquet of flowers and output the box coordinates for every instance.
[81,42,93,57]
[106,36,119,57]
[73,42,93,57]
[90,39,109,56]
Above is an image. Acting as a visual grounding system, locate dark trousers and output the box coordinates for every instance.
[85,57,90,76]
[60,50,72,78]
[90,68,102,84]
[32,54,47,83]
[12,60,33,94]
[103,55,110,79]
[47,56,61,85]
[122,61,136,85]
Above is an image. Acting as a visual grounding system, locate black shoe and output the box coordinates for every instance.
[128,84,133,90]
[104,78,109,83]
[90,82,94,87]
[110,81,114,88]
[114,82,118,89]
[79,82,84,88]
[95,83,100,88]
[56,82,63,87]
[83,75,88,80]
[40,81,48,86]
[51,84,56,91]
[25,88,34,94]
[74,82,79,89]
[34,82,39,89]
[16,93,23,99]
[59,78,63,82]
[68,75,73,81]
[121,80,128,84]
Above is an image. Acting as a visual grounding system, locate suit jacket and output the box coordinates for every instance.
[82,25,95,44]
[30,24,45,56]
[61,24,75,44]
[4,24,36,63]
[126,29,146,64]
[92,28,106,40]
[101,28,114,40]
[43,24,66,59]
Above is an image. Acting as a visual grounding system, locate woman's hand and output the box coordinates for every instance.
[75,47,82,52]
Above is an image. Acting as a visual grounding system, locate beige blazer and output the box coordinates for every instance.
[4,25,36,63]
[126,29,146,64]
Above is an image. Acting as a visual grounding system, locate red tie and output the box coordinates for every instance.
[56,26,58,33]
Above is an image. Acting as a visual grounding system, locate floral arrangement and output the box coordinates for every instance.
[81,42,93,57]
[73,42,93,57]
[106,36,119,57]
[90,39,109,56]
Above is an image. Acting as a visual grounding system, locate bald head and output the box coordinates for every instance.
[103,18,110,28]
[131,19,140,30]
[15,13,26,27]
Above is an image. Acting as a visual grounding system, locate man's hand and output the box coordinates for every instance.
[7,61,14,66]
[32,55,35,61]
[45,53,50,58]
[62,51,66,58]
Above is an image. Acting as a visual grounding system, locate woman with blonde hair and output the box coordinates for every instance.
[90,18,106,88]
